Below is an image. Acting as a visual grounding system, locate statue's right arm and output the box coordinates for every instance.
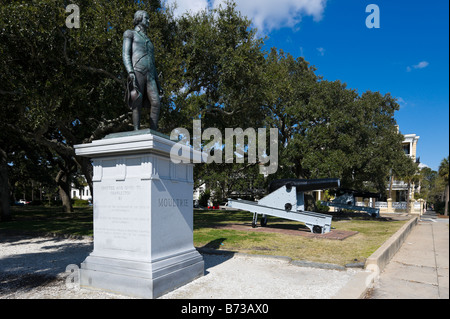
[122,30,134,74]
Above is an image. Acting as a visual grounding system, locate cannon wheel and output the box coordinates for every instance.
[312,225,323,234]
[261,216,268,227]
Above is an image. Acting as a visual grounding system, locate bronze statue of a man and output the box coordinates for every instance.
[123,10,163,131]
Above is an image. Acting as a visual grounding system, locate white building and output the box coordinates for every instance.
[72,184,92,201]
[375,132,425,215]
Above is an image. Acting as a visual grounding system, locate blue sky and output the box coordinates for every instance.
[261,0,449,171]
[168,0,449,171]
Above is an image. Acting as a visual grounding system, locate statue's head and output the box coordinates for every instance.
[133,10,149,28]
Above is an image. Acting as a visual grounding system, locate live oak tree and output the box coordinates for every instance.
[262,49,405,195]
[1,0,270,211]
[174,2,269,201]
[0,0,170,212]
[262,49,318,181]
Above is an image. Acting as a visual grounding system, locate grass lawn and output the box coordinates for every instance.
[0,206,94,237]
[194,210,408,266]
[1,206,408,266]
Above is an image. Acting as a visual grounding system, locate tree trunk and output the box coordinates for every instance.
[388,171,393,199]
[0,148,11,222]
[31,180,35,201]
[59,185,73,213]
[56,170,73,213]
[445,184,449,216]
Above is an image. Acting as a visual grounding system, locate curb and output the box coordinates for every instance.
[333,216,419,299]
[365,216,418,273]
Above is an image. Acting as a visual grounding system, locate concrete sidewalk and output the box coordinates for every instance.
[369,212,449,299]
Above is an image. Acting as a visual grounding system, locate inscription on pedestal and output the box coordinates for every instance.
[94,181,151,259]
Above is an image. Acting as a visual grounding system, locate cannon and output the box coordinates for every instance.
[320,188,381,218]
[268,178,342,193]
[228,178,340,234]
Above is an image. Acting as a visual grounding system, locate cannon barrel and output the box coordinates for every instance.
[336,188,382,199]
[269,178,340,193]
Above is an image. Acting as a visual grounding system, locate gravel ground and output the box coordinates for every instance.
[0,234,126,299]
[0,234,363,299]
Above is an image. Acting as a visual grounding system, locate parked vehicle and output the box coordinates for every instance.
[14,199,30,206]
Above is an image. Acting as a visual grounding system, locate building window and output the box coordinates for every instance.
[403,144,410,155]
[396,190,406,202]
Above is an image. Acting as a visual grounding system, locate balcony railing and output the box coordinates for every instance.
[371,201,423,213]
[375,202,388,208]
[391,181,408,188]
[392,202,407,209]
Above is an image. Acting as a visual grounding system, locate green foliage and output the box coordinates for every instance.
[262,48,404,194]
[435,201,447,215]
[315,200,330,214]
[438,156,449,183]
[176,1,266,130]
[437,156,449,215]
[198,189,211,207]
[176,2,268,201]
[0,0,174,212]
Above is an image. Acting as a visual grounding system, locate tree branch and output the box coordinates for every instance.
[200,106,236,116]
[60,29,125,87]
[5,123,75,158]
[84,112,132,143]
[0,89,21,96]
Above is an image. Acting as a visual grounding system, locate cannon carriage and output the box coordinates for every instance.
[228,178,340,234]
[320,188,381,218]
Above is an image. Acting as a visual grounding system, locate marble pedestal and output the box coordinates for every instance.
[74,130,204,298]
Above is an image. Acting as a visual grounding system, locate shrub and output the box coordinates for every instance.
[199,190,210,208]
[316,200,330,213]
[435,201,448,215]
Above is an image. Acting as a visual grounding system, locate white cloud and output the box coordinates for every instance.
[218,0,327,34]
[166,0,327,34]
[397,97,407,108]
[166,0,209,18]
[299,46,304,57]
[407,61,429,72]
[317,47,325,56]
[413,61,429,69]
